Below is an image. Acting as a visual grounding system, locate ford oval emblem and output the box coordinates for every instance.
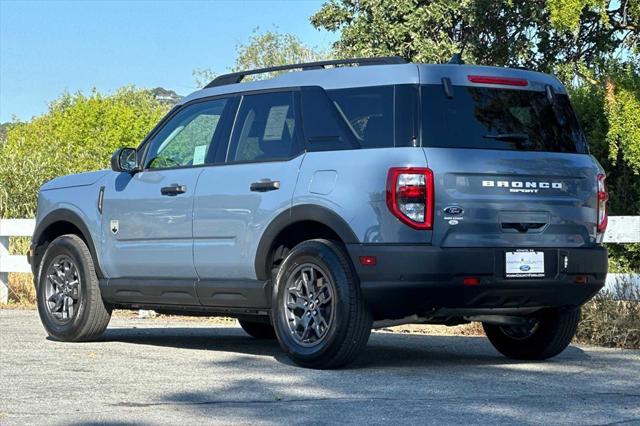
[444,206,464,215]
[520,265,531,271]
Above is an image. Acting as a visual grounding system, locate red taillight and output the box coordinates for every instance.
[597,173,608,234]
[467,75,528,87]
[359,256,377,266]
[463,277,480,286]
[386,167,434,230]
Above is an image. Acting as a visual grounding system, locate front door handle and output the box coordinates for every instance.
[161,184,187,196]
[250,180,280,192]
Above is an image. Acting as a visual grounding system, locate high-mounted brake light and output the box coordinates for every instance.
[467,75,528,87]
[386,167,434,230]
[597,173,608,234]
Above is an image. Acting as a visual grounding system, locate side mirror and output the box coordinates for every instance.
[111,147,140,173]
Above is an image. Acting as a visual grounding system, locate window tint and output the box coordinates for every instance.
[395,85,419,148]
[323,85,418,149]
[145,98,229,169]
[301,86,359,152]
[421,85,588,153]
[326,86,394,149]
[228,91,301,162]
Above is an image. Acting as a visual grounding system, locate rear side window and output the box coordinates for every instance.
[227,91,302,162]
[421,85,588,153]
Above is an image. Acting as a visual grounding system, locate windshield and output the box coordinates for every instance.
[421,84,588,153]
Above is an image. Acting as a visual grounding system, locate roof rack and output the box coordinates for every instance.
[204,56,407,88]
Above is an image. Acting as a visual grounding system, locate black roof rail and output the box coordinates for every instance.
[204,56,407,88]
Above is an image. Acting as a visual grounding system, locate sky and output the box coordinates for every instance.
[0,0,336,122]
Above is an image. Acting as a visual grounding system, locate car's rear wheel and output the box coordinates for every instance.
[238,319,276,339]
[272,239,372,369]
[483,308,581,360]
[36,234,111,341]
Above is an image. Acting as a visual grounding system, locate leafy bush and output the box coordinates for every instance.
[575,280,640,349]
[0,87,168,219]
[569,64,640,272]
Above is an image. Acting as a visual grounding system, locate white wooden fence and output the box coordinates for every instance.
[0,219,33,303]
[1,217,639,303]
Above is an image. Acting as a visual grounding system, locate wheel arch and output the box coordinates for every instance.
[254,205,359,281]
[32,209,104,279]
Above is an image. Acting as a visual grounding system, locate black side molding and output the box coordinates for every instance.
[32,209,105,278]
[254,205,359,281]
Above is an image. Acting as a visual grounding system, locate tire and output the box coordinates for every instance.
[271,239,372,369]
[36,234,112,342]
[238,319,276,339]
[483,308,581,360]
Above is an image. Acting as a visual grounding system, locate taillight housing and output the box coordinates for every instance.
[386,167,434,230]
[597,173,608,234]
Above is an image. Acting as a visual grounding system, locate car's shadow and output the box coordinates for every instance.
[58,325,604,426]
[93,325,589,369]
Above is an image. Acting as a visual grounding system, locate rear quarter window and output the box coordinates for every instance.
[302,85,418,151]
[327,86,394,149]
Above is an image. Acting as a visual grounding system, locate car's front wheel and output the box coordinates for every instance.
[271,239,372,369]
[36,234,112,341]
[483,308,581,360]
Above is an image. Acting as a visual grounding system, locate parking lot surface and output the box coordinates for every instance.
[1,309,639,425]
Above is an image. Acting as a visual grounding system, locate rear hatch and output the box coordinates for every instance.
[420,70,602,248]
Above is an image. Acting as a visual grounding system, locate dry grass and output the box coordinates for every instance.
[383,322,484,337]
[575,282,640,349]
[2,273,36,308]
[2,237,36,308]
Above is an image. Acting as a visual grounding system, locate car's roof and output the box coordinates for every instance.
[180,63,565,105]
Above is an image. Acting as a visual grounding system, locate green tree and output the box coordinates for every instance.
[0,122,15,149]
[312,0,639,270]
[571,63,640,270]
[193,28,328,86]
[0,87,168,218]
[311,0,637,76]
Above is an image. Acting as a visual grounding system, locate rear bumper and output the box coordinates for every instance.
[346,244,607,320]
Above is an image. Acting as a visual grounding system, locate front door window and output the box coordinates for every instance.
[145,98,229,169]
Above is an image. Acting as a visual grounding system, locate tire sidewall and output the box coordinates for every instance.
[271,241,354,361]
[483,308,580,360]
[36,236,95,341]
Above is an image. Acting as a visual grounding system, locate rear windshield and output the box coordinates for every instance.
[421,84,588,153]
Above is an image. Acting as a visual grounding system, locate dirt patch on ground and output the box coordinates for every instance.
[111,310,485,336]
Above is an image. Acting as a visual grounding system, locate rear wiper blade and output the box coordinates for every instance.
[483,133,529,141]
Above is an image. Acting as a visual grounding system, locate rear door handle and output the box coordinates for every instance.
[161,184,187,196]
[250,180,280,192]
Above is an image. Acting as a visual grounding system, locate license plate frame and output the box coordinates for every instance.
[505,250,545,278]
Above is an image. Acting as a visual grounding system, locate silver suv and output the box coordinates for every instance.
[29,57,608,368]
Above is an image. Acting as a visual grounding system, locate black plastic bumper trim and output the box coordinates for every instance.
[346,244,607,319]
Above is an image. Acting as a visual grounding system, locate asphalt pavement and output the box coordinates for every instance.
[1,309,639,425]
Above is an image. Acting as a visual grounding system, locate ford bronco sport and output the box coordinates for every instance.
[30,57,608,369]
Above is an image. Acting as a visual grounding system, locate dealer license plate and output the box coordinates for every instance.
[505,250,545,278]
